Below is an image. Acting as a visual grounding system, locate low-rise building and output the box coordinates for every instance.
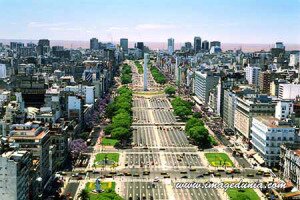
[280,143,300,190]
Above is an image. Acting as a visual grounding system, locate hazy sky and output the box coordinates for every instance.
[0,0,299,44]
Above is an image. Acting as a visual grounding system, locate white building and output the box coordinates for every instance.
[194,71,220,104]
[0,64,7,78]
[289,53,299,67]
[168,38,174,55]
[251,116,295,167]
[0,150,31,200]
[245,65,260,85]
[68,96,82,119]
[275,100,293,120]
[278,84,300,100]
[84,86,95,105]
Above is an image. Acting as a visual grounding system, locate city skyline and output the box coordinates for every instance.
[0,0,299,44]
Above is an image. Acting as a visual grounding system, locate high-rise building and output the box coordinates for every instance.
[194,37,201,53]
[201,40,209,51]
[120,38,128,53]
[194,71,220,104]
[167,38,174,55]
[0,64,6,78]
[38,39,50,47]
[251,116,295,167]
[234,94,275,140]
[275,42,285,49]
[278,84,300,100]
[245,65,261,86]
[275,100,293,120]
[136,42,144,52]
[9,124,51,187]
[210,41,221,48]
[37,39,50,56]
[184,42,192,51]
[289,52,300,67]
[0,150,32,200]
[90,38,99,50]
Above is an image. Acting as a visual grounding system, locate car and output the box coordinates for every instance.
[109,171,117,174]
[133,173,139,177]
[72,173,79,177]
[180,171,187,174]
[208,170,214,174]
[203,172,209,176]
[86,170,93,173]
[153,177,160,182]
[161,172,168,175]
[189,168,196,172]
[217,168,225,172]
[263,172,271,177]
[233,169,241,174]
[124,172,132,176]
[163,175,170,178]
[105,174,113,178]
[247,174,254,177]
[214,172,221,177]
[116,173,124,176]
[143,171,150,175]
[79,171,86,175]
[196,175,204,178]
[61,171,67,175]
[256,171,263,175]
[77,176,83,180]
[181,176,188,179]
[226,170,233,174]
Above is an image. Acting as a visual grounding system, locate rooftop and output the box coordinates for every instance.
[254,116,293,128]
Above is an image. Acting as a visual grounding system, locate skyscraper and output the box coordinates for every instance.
[37,39,50,56]
[194,37,201,53]
[167,38,174,55]
[210,41,221,48]
[184,42,192,51]
[90,38,99,50]
[201,40,209,51]
[120,38,128,53]
[136,42,144,51]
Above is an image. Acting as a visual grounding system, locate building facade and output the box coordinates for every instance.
[194,71,220,104]
[251,116,295,167]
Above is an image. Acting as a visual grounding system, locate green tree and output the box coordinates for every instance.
[105,103,116,119]
[187,126,210,146]
[164,86,176,96]
[185,117,204,132]
[111,127,130,140]
[104,124,114,135]
[78,189,89,200]
[174,106,192,120]
[112,112,131,129]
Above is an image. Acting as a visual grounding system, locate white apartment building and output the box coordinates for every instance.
[275,100,293,120]
[0,151,31,200]
[245,65,260,85]
[0,64,6,78]
[194,71,220,104]
[279,84,300,100]
[85,86,95,105]
[251,116,295,167]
